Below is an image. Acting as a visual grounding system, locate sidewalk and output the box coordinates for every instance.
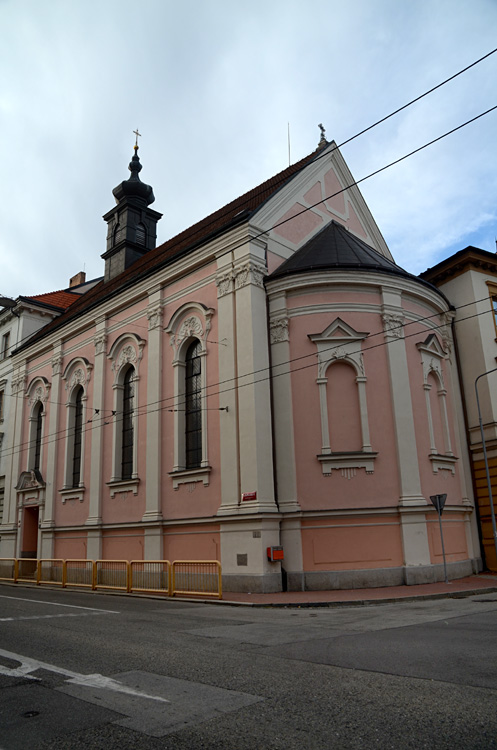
[218,574,497,607]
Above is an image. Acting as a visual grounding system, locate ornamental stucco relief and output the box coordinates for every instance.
[51,355,63,376]
[147,304,163,330]
[118,345,137,369]
[382,313,404,339]
[234,262,266,290]
[94,332,108,356]
[11,373,27,395]
[270,317,289,344]
[216,271,234,298]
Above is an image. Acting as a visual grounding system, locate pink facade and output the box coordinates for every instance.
[0,138,481,591]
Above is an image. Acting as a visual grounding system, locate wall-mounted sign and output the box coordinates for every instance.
[242,491,257,502]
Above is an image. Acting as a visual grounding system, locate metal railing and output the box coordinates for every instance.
[0,557,222,598]
[95,560,129,591]
[130,560,171,595]
[65,559,95,589]
[38,559,64,586]
[171,560,222,599]
[0,558,17,582]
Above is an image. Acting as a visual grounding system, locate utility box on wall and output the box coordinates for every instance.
[267,546,284,562]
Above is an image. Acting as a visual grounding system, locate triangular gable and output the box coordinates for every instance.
[416,333,446,359]
[309,317,369,343]
[253,141,392,265]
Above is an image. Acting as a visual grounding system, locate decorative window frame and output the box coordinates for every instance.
[106,333,145,494]
[25,376,50,474]
[0,378,6,422]
[309,318,376,477]
[165,303,214,489]
[486,281,497,339]
[416,334,457,474]
[60,358,92,500]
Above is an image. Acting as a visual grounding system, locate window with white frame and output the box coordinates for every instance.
[165,303,214,489]
[309,317,376,477]
[31,401,44,472]
[416,333,457,475]
[1,332,10,360]
[25,378,50,477]
[61,360,91,498]
[106,333,144,493]
[121,366,135,480]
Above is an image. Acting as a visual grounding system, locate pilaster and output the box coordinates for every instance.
[142,288,163,522]
[268,292,300,512]
[215,259,241,514]
[41,348,63,533]
[86,320,107,529]
[232,247,277,513]
[2,370,27,540]
[382,288,425,506]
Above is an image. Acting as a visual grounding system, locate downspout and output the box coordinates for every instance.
[451,315,486,568]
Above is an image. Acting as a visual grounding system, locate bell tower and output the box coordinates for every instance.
[102,133,162,282]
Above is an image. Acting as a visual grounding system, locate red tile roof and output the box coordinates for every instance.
[23,290,80,310]
[17,145,324,350]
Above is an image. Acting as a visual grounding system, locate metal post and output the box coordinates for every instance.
[475,369,497,566]
[437,504,449,584]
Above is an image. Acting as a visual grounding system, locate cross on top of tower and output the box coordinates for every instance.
[133,128,142,151]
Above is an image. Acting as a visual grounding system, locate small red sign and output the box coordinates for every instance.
[242,491,257,502]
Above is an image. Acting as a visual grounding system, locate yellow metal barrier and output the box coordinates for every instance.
[0,558,222,598]
[38,559,64,586]
[17,558,38,582]
[64,559,95,589]
[171,560,222,599]
[95,560,129,592]
[0,558,17,582]
[130,560,171,595]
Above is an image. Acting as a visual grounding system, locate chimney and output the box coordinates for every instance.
[70,271,86,288]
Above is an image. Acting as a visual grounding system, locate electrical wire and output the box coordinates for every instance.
[0,293,494,462]
[2,47,496,355]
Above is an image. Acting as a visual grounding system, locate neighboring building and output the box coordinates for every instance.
[0,138,482,591]
[0,276,100,546]
[421,247,497,572]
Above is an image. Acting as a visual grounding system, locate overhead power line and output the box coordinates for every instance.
[0,292,494,462]
[4,46,496,354]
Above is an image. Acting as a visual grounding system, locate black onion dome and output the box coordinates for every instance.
[112,147,155,206]
[268,220,415,281]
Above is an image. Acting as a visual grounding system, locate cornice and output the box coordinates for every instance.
[421,249,497,286]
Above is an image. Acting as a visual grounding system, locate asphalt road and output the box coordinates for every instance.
[0,585,496,749]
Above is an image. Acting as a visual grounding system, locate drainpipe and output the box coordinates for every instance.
[475,367,497,567]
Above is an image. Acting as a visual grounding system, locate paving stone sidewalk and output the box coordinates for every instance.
[219,573,497,607]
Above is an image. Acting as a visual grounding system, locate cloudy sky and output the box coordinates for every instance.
[1,0,496,298]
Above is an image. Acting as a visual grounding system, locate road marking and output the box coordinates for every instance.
[0,594,119,613]
[0,611,115,622]
[0,648,169,703]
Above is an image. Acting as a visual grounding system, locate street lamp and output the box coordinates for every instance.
[475,368,497,567]
[0,296,19,317]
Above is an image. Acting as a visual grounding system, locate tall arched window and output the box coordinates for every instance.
[185,341,202,469]
[121,367,135,480]
[32,402,43,472]
[71,386,84,487]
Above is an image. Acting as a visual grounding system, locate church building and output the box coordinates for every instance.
[0,134,482,592]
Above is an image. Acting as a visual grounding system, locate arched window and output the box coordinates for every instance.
[121,367,135,480]
[185,341,202,469]
[71,386,84,487]
[32,402,43,472]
